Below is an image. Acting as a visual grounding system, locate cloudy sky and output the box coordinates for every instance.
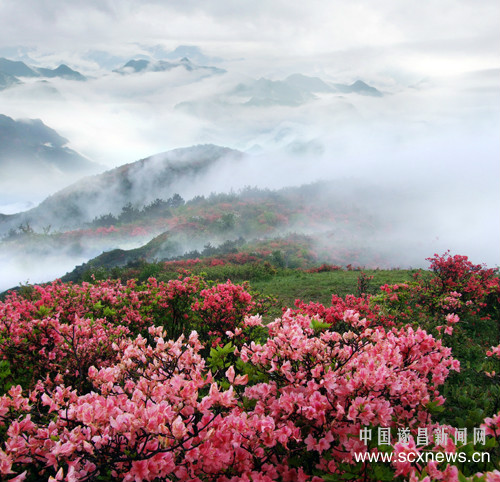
[1,0,498,75]
[1,0,498,152]
[0,0,499,269]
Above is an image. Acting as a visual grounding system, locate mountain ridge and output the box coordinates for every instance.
[0,144,243,233]
[0,57,86,81]
[0,114,98,174]
[113,57,226,76]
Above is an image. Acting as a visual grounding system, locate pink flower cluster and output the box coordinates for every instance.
[0,277,261,395]
[192,282,255,347]
[293,293,396,330]
[426,251,499,310]
[0,305,466,480]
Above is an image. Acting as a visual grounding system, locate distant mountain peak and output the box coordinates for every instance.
[333,80,382,97]
[0,71,21,90]
[36,64,87,81]
[0,57,38,77]
[0,114,99,179]
[285,73,335,93]
[0,57,86,82]
[120,59,151,72]
[161,45,223,64]
[0,114,67,148]
[115,57,225,76]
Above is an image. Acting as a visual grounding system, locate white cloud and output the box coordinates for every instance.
[1,0,498,67]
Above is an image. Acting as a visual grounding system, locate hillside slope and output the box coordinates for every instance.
[0,114,95,174]
[0,144,243,233]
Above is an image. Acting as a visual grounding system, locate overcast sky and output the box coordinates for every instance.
[1,0,499,77]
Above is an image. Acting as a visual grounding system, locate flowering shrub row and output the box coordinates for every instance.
[0,252,499,480]
[0,276,270,395]
[0,312,473,480]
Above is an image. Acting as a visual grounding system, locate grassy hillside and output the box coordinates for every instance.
[250,268,420,318]
[57,236,421,321]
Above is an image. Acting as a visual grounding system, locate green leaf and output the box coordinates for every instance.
[377,443,393,453]
[0,360,11,379]
[103,307,117,318]
[310,318,331,332]
[207,342,235,370]
[372,464,395,481]
[37,305,50,317]
[425,400,445,414]
[340,473,358,480]
[484,437,497,448]
[321,475,339,482]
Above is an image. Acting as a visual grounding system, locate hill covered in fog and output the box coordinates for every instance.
[0,114,95,174]
[1,177,397,292]
[0,144,243,233]
[0,114,102,214]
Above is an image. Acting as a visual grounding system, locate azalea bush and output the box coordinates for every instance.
[0,311,466,480]
[371,252,500,431]
[0,276,271,394]
[0,253,499,481]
